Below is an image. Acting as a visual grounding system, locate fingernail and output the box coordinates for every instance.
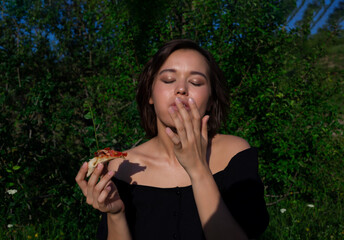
[205,115,210,122]
[97,163,103,169]
[166,127,172,134]
[175,97,181,103]
[82,162,87,168]
[168,106,175,113]
[107,170,114,176]
[188,98,194,103]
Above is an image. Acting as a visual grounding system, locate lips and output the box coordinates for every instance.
[170,99,191,111]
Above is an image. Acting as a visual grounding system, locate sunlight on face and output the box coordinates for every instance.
[149,49,211,128]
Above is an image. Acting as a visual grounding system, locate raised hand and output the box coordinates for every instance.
[165,97,210,177]
[75,162,124,214]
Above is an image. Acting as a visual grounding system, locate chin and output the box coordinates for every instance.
[156,117,175,131]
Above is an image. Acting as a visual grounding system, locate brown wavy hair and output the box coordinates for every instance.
[136,39,229,139]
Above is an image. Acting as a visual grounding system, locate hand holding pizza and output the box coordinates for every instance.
[75,149,127,215]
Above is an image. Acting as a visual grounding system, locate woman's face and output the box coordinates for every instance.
[149,49,211,129]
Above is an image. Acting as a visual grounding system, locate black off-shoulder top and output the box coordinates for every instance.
[97,147,269,240]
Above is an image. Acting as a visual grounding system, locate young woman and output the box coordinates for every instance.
[76,39,269,240]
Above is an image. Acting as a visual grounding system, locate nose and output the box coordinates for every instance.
[175,82,188,96]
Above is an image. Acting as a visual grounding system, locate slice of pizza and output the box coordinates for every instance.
[87,148,127,177]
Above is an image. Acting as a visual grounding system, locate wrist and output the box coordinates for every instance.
[188,164,212,184]
[108,209,126,222]
[107,210,132,240]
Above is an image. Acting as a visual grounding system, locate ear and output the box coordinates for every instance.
[149,97,153,104]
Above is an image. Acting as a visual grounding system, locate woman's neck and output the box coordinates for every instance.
[151,121,179,165]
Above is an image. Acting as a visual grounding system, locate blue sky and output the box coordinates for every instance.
[287,0,344,34]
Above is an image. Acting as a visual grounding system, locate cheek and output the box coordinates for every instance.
[149,83,160,105]
[194,87,211,113]
[194,96,211,116]
[150,89,163,105]
[151,82,174,105]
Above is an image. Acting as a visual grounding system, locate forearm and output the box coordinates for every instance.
[107,212,132,240]
[190,169,248,240]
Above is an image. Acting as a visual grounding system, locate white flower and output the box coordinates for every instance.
[307,204,315,208]
[7,224,13,228]
[6,189,17,195]
[280,208,287,213]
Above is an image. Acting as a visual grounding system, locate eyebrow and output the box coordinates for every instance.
[158,69,208,80]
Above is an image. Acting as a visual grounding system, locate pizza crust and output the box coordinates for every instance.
[86,156,116,177]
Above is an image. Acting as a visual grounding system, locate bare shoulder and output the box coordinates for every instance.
[212,134,250,152]
[209,134,251,173]
[107,141,151,183]
[108,142,146,168]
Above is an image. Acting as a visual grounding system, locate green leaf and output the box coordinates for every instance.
[84,112,92,120]
[12,166,21,171]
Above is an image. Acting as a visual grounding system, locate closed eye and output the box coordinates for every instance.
[160,75,176,84]
[161,79,175,84]
[189,79,205,86]
[190,82,202,86]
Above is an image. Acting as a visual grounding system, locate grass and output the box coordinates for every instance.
[261,193,344,240]
[1,216,99,240]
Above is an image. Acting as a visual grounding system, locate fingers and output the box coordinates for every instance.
[86,163,103,203]
[201,115,209,143]
[98,181,124,214]
[94,170,115,207]
[188,97,201,136]
[86,163,114,208]
[175,97,195,141]
[75,162,88,196]
[168,106,188,146]
[166,127,181,146]
[168,97,196,145]
[168,97,203,144]
[98,182,114,204]
[76,160,120,213]
[93,170,115,198]
[98,181,119,207]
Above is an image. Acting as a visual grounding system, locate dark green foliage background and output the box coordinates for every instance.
[1,0,343,238]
